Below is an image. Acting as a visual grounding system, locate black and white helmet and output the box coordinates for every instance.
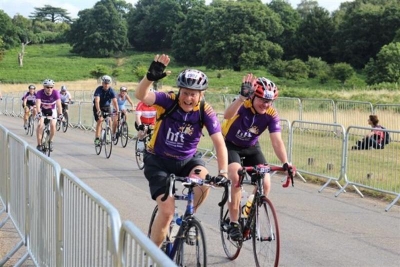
[101,75,112,84]
[43,79,55,87]
[28,84,36,90]
[177,69,208,91]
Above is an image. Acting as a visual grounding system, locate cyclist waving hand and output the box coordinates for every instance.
[135,54,228,248]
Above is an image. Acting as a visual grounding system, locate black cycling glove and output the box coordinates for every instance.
[283,163,294,177]
[146,61,167,81]
[138,124,145,131]
[240,81,253,98]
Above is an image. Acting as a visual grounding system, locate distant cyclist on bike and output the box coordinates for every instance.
[22,84,37,129]
[135,88,157,151]
[135,54,228,248]
[112,86,134,140]
[60,85,73,123]
[222,74,294,241]
[35,79,63,152]
[93,75,119,146]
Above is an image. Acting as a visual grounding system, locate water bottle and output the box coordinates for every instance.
[240,188,248,215]
[242,194,254,218]
[170,208,180,239]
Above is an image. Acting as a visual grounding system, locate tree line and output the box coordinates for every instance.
[1,0,400,86]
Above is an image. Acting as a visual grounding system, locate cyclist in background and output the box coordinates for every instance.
[22,84,37,129]
[112,86,134,140]
[60,85,73,123]
[135,54,228,248]
[93,75,119,146]
[222,74,294,242]
[135,88,157,151]
[35,79,63,152]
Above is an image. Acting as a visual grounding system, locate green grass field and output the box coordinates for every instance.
[2,43,399,104]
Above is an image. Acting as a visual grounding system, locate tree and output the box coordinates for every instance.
[200,1,283,70]
[364,42,400,84]
[296,0,319,18]
[268,0,302,60]
[306,56,330,78]
[0,10,20,49]
[67,0,129,57]
[171,5,209,65]
[295,6,335,63]
[332,63,354,84]
[128,0,203,51]
[30,5,72,23]
[332,0,400,68]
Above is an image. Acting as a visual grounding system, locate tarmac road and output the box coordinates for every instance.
[1,115,399,267]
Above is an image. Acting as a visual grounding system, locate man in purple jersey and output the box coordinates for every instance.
[222,73,294,241]
[35,79,63,152]
[135,54,228,248]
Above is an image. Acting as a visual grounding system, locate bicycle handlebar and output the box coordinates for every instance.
[238,164,295,188]
[161,173,231,206]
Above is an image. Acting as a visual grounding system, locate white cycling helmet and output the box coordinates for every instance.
[43,79,55,87]
[101,75,112,84]
[61,85,67,91]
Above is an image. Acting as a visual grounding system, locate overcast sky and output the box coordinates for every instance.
[1,0,354,19]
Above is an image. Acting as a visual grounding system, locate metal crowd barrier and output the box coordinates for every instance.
[0,125,175,266]
[336,126,400,211]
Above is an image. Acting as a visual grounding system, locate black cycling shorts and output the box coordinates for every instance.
[225,140,267,166]
[143,152,206,200]
[93,106,111,122]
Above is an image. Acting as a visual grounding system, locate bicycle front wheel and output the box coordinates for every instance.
[104,127,113,158]
[29,115,34,136]
[135,138,145,170]
[219,196,242,260]
[41,129,51,157]
[120,122,129,148]
[95,130,103,155]
[252,197,280,267]
[175,219,207,267]
[62,112,69,133]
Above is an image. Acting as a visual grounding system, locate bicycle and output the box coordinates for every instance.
[56,101,72,133]
[113,110,131,148]
[219,163,294,267]
[148,170,231,266]
[25,106,35,136]
[135,124,153,170]
[94,111,113,159]
[40,116,55,157]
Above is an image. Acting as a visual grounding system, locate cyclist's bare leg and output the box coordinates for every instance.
[263,173,271,196]
[36,118,44,145]
[228,162,242,222]
[23,107,29,124]
[191,166,211,211]
[95,117,103,138]
[49,119,56,141]
[151,195,175,247]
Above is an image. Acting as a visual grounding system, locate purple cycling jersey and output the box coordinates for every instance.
[36,88,61,111]
[222,99,281,147]
[147,92,221,160]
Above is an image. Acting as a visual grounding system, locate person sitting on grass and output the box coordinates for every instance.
[352,115,387,150]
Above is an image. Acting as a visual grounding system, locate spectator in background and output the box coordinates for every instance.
[352,114,386,150]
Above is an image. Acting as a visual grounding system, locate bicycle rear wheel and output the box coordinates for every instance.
[104,126,112,158]
[29,115,34,136]
[175,218,207,267]
[219,196,242,260]
[135,138,145,170]
[252,197,280,267]
[62,112,69,133]
[120,122,129,148]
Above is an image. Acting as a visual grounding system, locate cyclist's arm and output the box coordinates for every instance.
[112,97,119,113]
[126,95,134,108]
[135,113,142,126]
[67,92,73,102]
[35,98,42,114]
[23,96,27,108]
[56,99,63,117]
[270,132,288,164]
[94,96,100,113]
[210,132,228,178]
[135,79,156,106]
[224,96,245,120]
